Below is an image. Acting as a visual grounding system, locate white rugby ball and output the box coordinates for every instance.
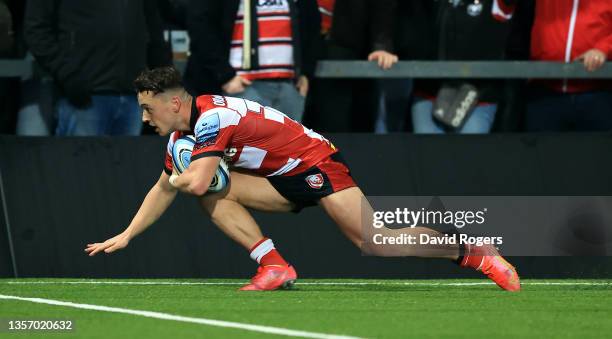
[171,135,230,193]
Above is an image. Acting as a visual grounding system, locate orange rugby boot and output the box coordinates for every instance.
[460,244,521,292]
[239,264,298,291]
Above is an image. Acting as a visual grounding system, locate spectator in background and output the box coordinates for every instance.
[0,0,18,134]
[525,0,612,132]
[15,57,55,136]
[0,0,12,54]
[409,0,518,134]
[158,0,188,29]
[306,0,398,132]
[24,0,171,136]
[184,0,319,122]
[10,0,55,136]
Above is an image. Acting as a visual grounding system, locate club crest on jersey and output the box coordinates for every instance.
[305,173,324,189]
[223,147,237,163]
[194,113,220,149]
[224,147,237,157]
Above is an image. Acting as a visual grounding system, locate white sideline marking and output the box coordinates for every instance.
[0,294,363,339]
[2,281,611,286]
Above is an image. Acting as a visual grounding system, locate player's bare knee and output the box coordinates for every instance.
[198,190,235,215]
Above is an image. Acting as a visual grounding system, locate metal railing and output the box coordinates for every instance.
[0,59,610,80]
[315,61,612,79]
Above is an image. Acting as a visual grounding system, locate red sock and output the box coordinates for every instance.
[459,244,485,270]
[249,238,288,266]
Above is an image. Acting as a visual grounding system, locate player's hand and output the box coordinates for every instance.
[368,50,398,70]
[296,75,309,97]
[575,49,607,72]
[222,75,252,94]
[168,166,181,188]
[85,232,130,256]
[169,173,180,188]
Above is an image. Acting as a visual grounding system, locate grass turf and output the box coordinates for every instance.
[0,279,611,338]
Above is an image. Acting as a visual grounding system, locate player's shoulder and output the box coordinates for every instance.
[194,95,242,128]
[193,95,241,122]
[195,95,225,111]
[195,95,238,114]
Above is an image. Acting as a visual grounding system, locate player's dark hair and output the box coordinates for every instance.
[133,66,183,95]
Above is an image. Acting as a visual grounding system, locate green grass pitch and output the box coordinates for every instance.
[0,279,611,338]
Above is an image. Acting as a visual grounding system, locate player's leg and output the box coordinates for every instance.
[319,186,521,291]
[319,186,459,259]
[199,170,294,247]
[199,170,297,290]
[199,170,294,249]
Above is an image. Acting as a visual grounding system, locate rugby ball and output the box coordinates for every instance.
[208,159,230,193]
[172,135,196,174]
[171,135,230,193]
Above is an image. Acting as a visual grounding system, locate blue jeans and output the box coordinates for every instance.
[228,80,305,122]
[526,91,612,132]
[56,94,142,136]
[375,79,413,133]
[411,97,497,134]
[16,77,55,136]
[16,53,56,136]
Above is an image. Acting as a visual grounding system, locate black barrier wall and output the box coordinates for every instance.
[0,175,13,277]
[0,134,611,278]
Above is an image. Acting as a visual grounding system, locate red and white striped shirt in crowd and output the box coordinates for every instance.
[164,95,336,177]
[230,0,295,81]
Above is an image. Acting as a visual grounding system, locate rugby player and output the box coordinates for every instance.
[85,67,520,291]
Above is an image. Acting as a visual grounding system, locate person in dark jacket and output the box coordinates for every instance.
[24,0,171,136]
[306,0,398,133]
[404,0,518,134]
[184,0,319,122]
[0,0,17,134]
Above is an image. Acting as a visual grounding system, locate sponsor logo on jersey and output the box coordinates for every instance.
[212,95,226,107]
[305,173,324,189]
[257,0,287,11]
[194,113,220,149]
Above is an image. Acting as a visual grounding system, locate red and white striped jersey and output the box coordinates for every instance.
[230,0,295,80]
[164,95,337,177]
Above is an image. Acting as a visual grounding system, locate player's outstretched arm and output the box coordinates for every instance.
[85,171,178,256]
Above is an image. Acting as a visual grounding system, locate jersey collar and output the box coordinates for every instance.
[189,96,198,133]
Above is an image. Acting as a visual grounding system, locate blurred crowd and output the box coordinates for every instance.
[0,0,610,136]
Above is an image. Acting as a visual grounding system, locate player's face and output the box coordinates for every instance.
[138,91,176,136]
